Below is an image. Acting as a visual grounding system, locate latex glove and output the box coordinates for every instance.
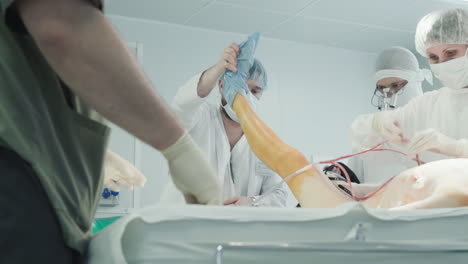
[407,129,468,158]
[371,111,409,144]
[223,196,252,206]
[222,32,260,106]
[162,131,222,205]
[103,150,146,192]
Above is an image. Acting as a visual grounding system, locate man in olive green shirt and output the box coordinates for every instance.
[0,0,221,263]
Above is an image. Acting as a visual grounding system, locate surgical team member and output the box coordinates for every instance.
[349,47,432,183]
[353,8,468,164]
[0,0,221,263]
[165,41,288,207]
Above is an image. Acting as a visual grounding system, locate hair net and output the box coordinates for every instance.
[373,47,433,108]
[247,58,268,90]
[374,46,432,83]
[415,8,468,57]
[375,47,419,73]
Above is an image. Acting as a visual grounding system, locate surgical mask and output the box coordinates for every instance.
[222,92,258,123]
[430,50,468,89]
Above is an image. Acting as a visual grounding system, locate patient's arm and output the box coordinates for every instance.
[18,0,184,150]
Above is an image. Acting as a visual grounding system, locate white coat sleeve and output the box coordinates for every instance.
[254,162,288,207]
[397,89,468,158]
[172,72,210,130]
[390,93,426,140]
[349,113,383,150]
[349,91,432,151]
[386,90,446,141]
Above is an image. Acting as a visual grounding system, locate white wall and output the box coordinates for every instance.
[105,15,378,209]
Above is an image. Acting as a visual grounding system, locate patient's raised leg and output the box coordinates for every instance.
[233,94,350,208]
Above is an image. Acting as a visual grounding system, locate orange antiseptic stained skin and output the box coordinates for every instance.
[233,94,350,208]
[233,94,468,209]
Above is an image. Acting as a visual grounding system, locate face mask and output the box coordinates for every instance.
[222,92,258,123]
[223,104,240,122]
[430,50,468,89]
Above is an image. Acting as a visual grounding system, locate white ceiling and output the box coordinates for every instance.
[105,0,468,53]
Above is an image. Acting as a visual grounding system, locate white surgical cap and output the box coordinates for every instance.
[375,47,417,71]
[248,59,268,90]
[415,8,468,57]
[374,47,433,107]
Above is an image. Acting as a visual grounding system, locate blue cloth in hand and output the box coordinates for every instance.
[222,32,260,106]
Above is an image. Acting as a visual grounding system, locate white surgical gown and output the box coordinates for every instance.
[350,87,468,183]
[159,73,288,207]
[348,113,417,184]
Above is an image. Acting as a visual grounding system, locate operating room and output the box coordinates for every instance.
[1,0,468,263]
[98,0,450,209]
